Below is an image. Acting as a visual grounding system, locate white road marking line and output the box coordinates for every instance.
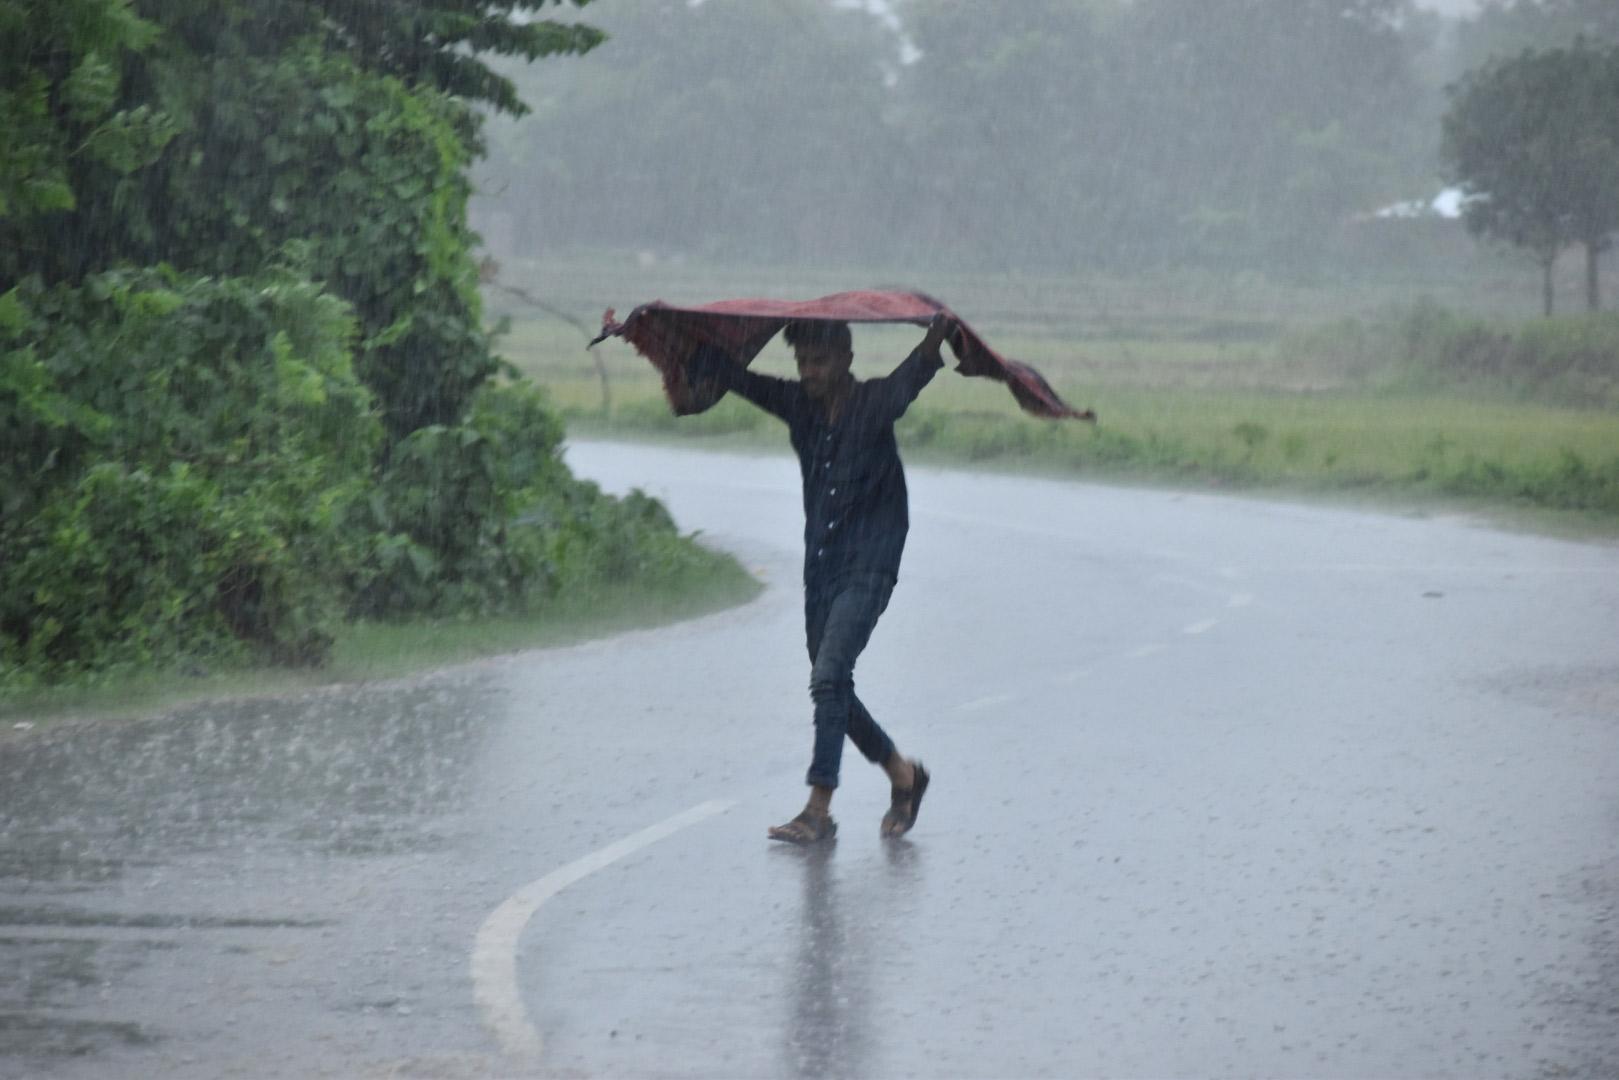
[955,692,1016,712]
[471,799,734,1061]
[1182,619,1219,635]
[1126,644,1166,659]
[1227,592,1254,608]
[1053,668,1089,684]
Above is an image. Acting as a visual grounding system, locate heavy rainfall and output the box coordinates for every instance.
[2,0,1618,1077]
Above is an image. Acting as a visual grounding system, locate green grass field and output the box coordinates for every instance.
[489,254,1619,533]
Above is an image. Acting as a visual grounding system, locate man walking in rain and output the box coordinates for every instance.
[686,314,956,843]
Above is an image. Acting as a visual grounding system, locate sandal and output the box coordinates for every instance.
[881,760,930,838]
[768,809,837,845]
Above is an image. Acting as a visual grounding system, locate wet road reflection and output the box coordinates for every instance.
[781,837,928,1078]
[782,844,865,1078]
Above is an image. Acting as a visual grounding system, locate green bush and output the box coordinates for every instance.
[0,269,378,683]
[0,269,747,685]
[347,379,728,619]
[348,381,569,618]
[1435,449,1619,513]
[532,481,729,598]
[6,461,336,678]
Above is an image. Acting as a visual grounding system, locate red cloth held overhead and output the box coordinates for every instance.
[589,289,1094,421]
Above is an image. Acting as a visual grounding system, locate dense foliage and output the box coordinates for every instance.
[0,0,175,222]
[0,0,739,686]
[1,269,376,679]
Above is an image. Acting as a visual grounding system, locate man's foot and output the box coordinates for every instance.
[768,809,837,845]
[881,760,930,838]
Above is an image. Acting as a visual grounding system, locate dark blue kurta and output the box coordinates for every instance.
[695,346,943,589]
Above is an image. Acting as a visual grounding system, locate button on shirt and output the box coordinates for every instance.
[691,344,943,589]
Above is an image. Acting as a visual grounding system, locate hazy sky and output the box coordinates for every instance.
[850,1,1489,25]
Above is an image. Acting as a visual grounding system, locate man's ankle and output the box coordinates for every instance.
[806,784,834,817]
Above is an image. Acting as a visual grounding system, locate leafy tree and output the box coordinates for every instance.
[0,0,176,221]
[122,0,603,119]
[2,0,735,683]
[0,0,615,628]
[1442,41,1619,313]
[299,0,606,117]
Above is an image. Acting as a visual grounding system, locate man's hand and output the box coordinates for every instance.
[920,312,957,360]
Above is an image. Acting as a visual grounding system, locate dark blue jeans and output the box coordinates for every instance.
[804,572,897,789]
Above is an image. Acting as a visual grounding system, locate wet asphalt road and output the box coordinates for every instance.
[2,439,1618,1079]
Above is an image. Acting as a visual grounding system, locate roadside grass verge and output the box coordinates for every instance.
[563,390,1619,523]
[1,547,759,728]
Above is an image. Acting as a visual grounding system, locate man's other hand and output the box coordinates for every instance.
[920,312,957,358]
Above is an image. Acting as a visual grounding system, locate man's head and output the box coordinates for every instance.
[783,320,853,402]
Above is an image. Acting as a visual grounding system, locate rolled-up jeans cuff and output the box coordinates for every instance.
[805,767,839,789]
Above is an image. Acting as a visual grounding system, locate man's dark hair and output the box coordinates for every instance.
[783,319,852,354]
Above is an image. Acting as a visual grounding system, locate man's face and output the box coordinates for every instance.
[795,343,853,401]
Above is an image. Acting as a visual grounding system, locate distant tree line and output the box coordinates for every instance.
[476,0,1431,272]
[1,0,720,685]
[474,0,1619,285]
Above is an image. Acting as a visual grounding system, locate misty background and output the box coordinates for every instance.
[469,0,1617,284]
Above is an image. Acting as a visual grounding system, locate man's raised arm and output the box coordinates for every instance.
[874,313,953,420]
